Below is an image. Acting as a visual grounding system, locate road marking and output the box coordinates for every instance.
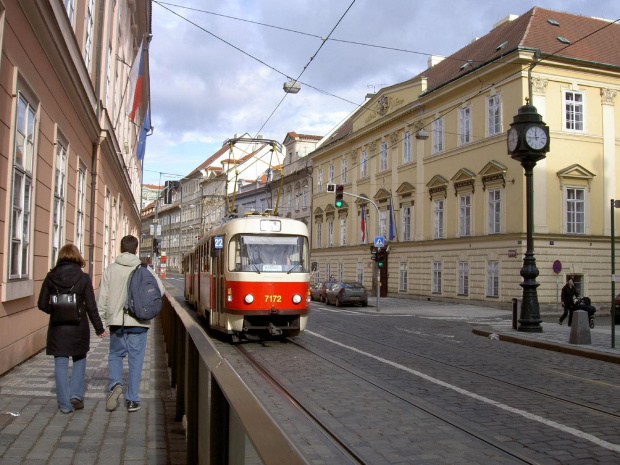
[307,330,620,453]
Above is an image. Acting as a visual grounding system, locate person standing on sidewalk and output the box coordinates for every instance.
[38,244,107,414]
[97,235,164,413]
[559,278,579,326]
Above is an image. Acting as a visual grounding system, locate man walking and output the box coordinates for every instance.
[97,235,164,412]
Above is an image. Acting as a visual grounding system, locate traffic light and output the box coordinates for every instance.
[335,184,344,208]
[153,238,161,255]
[376,249,385,267]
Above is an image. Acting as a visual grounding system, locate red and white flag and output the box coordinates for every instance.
[360,204,366,242]
[126,39,144,122]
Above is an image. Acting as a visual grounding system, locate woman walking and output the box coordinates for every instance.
[38,244,107,413]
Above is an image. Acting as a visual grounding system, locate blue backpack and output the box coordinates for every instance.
[124,263,162,321]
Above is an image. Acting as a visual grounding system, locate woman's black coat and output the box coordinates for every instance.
[37,261,105,357]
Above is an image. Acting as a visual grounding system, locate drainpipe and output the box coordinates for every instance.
[527,49,540,102]
[88,0,106,279]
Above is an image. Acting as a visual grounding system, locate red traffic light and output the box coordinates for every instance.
[335,184,344,207]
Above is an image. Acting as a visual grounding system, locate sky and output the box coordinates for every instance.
[143,0,620,186]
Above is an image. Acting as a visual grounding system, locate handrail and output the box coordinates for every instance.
[161,292,309,464]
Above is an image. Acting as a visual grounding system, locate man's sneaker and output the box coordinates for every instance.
[70,398,84,410]
[126,401,141,412]
[106,383,123,411]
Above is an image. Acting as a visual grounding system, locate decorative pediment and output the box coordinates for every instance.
[324,204,336,213]
[426,175,448,200]
[479,160,507,191]
[396,182,415,195]
[451,168,476,196]
[557,164,595,191]
[313,206,324,215]
[355,194,371,205]
[373,188,391,203]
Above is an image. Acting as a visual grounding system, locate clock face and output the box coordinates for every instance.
[525,125,548,150]
[507,128,519,152]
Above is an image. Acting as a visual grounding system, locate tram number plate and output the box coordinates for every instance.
[265,295,282,303]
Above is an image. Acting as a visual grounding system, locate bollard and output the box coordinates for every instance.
[512,298,518,330]
[569,310,592,345]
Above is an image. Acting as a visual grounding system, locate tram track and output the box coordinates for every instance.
[309,322,620,421]
[236,341,541,464]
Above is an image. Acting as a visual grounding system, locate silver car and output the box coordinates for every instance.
[325,282,368,307]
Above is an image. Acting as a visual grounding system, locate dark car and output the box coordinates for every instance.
[616,294,620,323]
[311,281,336,302]
[325,282,368,307]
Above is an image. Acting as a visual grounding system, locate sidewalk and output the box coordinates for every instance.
[0,317,186,464]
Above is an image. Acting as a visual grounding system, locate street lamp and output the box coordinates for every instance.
[507,101,550,333]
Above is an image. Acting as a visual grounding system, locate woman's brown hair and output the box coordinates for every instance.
[57,244,86,268]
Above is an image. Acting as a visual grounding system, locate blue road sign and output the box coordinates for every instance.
[374,236,385,248]
[214,237,223,249]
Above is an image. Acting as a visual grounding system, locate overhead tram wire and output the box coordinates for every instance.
[153,2,618,191]
[253,0,357,137]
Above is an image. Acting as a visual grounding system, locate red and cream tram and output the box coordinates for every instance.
[183,214,310,340]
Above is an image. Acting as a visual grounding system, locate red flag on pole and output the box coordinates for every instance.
[360,204,366,242]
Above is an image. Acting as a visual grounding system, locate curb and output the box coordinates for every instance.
[472,328,620,364]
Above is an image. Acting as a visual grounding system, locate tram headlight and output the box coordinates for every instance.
[292,294,302,304]
[227,288,232,302]
[244,294,254,304]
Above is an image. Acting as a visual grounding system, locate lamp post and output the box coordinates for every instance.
[507,101,550,333]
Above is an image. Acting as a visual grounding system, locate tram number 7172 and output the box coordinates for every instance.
[265,295,282,303]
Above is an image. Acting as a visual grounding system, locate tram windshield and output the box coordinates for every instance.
[229,234,309,273]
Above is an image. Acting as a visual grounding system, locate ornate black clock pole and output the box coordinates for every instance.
[507,100,550,333]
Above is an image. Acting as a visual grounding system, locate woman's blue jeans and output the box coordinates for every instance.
[54,355,86,413]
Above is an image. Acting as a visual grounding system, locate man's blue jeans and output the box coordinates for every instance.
[108,330,148,403]
[54,355,86,412]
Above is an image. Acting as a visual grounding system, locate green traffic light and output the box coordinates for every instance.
[335,200,343,207]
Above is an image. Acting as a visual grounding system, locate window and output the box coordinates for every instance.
[379,210,388,238]
[111,199,117,258]
[338,263,343,281]
[403,131,412,164]
[341,158,348,184]
[328,220,333,247]
[488,189,501,234]
[459,194,471,237]
[564,91,584,131]
[566,274,583,297]
[487,260,500,297]
[432,262,442,293]
[325,263,331,281]
[458,261,469,295]
[76,162,86,253]
[63,0,75,26]
[340,218,346,246]
[487,95,501,136]
[380,142,388,171]
[103,189,110,269]
[357,262,363,284]
[459,107,471,145]
[10,92,37,279]
[328,163,334,183]
[566,188,585,234]
[399,262,408,292]
[402,206,412,241]
[317,168,323,192]
[316,222,322,248]
[433,199,444,239]
[315,264,320,284]
[51,141,68,266]
[84,0,95,69]
[106,46,112,108]
[433,117,444,153]
[287,193,291,213]
[360,150,368,178]
[295,192,300,211]
[302,189,307,208]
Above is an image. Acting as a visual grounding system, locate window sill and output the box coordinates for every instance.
[2,279,34,302]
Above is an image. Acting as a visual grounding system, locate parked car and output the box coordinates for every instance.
[615,294,620,323]
[325,282,368,307]
[311,281,336,302]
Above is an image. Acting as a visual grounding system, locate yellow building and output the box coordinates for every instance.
[310,7,620,310]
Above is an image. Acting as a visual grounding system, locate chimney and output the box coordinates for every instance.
[427,55,445,68]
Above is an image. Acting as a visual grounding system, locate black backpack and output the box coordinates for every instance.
[124,263,162,321]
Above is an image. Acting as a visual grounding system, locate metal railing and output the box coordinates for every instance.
[161,293,309,464]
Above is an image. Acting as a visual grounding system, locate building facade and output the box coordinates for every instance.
[310,8,619,310]
[0,0,151,375]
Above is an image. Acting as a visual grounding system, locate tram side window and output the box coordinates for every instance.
[229,235,309,273]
